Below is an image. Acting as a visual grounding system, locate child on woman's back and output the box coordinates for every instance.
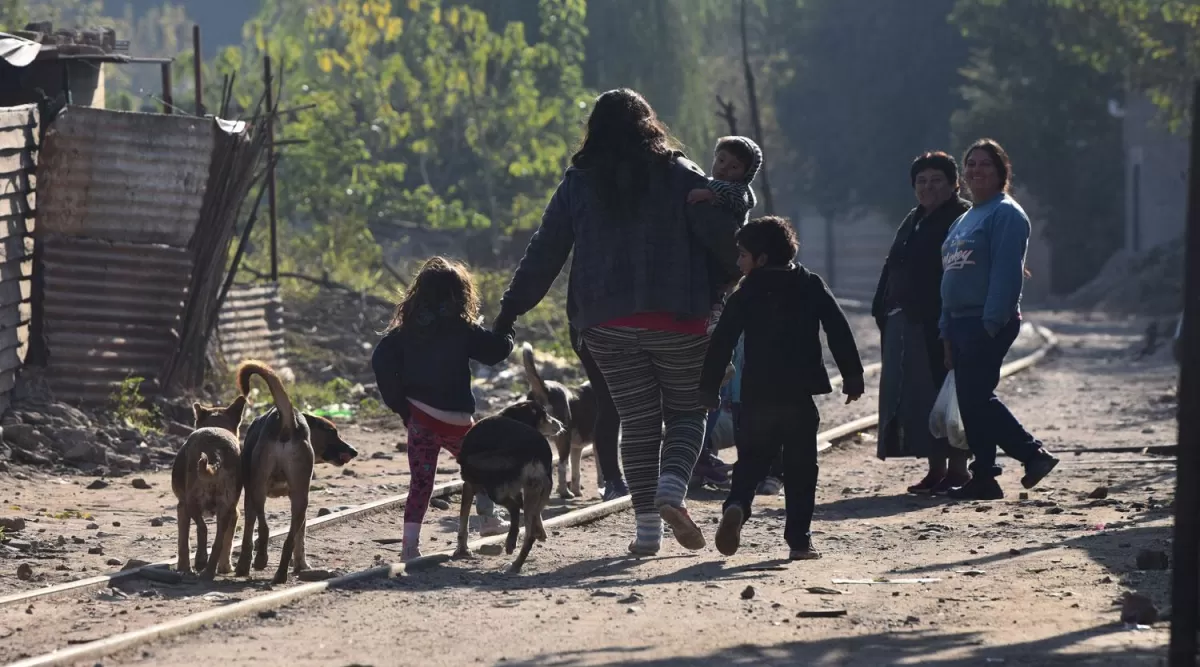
[371,257,515,561]
[690,135,763,332]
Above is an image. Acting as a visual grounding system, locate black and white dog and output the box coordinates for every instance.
[454,400,564,574]
[521,342,599,499]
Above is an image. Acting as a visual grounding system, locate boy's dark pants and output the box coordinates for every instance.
[946,316,1042,478]
[723,398,819,550]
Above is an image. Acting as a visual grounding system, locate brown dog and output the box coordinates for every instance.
[455,400,563,574]
[171,397,247,580]
[233,360,358,583]
[521,342,597,499]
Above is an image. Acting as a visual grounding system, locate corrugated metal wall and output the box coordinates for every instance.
[0,104,38,413]
[39,237,191,403]
[217,282,289,374]
[36,107,213,247]
[33,107,213,404]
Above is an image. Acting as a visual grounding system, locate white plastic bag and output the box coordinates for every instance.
[929,371,969,450]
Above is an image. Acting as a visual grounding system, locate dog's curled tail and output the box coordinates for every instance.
[521,342,551,405]
[236,359,296,441]
[197,451,219,477]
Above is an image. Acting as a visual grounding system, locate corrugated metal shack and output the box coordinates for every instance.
[216,282,289,377]
[21,105,283,406]
[0,29,286,409]
[34,107,213,404]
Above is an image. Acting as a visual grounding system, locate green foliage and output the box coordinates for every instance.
[1050,0,1200,125]
[0,0,28,28]
[473,267,572,358]
[110,375,163,435]
[211,0,591,288]
[582,0,723,154]
[950,0,1126,293]
[773,0,966,218]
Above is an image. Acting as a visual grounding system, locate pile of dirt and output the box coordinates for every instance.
[1061,242,1183,315]
[0,370,188,476]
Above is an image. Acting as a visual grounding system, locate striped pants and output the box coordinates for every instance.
[581,326,709,516]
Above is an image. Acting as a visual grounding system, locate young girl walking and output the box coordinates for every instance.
[372,257,516,561]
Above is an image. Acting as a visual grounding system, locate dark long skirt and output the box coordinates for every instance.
[877,310,950,459]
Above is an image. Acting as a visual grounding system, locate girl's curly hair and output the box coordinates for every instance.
[385,256,481,333]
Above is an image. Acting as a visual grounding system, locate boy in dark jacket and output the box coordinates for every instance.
[699,216,864,560]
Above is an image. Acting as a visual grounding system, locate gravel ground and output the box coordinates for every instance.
[2,310,1178,666]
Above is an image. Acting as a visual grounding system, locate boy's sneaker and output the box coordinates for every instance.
[946,475,1004,500]
[789,540,821,560]
[603,479,630,502]
[401,545,423,562]
[1021,449,1060,489]
[715,505,745,556]
[756,476,783,496]
[706,452,733,474]
[691,458,730,488]
[479,516,509,537]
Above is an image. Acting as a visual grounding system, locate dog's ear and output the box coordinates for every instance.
[226,395,247,423]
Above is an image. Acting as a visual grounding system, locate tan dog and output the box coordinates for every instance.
[171,397,247,580]
[233,360,357,583]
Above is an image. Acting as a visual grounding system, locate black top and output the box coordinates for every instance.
[495,156,742,333]
[371,314,514,422]
[700,263,865,406]
[871,196,972,328]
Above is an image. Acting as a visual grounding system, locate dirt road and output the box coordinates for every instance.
[41,311,1164,667]
[0,311,1176,666]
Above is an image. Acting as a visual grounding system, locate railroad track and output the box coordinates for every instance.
[2,325,1055,667]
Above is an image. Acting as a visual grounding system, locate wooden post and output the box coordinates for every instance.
[160,62,173,115]
[1170,79,1200,666]
[192,24,203,116]
[263,54,279,282]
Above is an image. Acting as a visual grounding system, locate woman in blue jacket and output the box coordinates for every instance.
[940,139,1058,500]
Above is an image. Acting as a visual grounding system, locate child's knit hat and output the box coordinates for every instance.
[716,136,763,184]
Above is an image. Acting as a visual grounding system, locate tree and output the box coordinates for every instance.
[773,0,967,220]
[582,0,722,154]
[1051,0,1200,125]
[951,0,1126,293]
[215,0,591,286]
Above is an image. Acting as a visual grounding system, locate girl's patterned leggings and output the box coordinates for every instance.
[404,415,494,524]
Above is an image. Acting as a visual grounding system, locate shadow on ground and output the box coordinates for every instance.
[494,623,1164,666]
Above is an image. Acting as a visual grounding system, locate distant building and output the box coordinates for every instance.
[1122,91,1190,253]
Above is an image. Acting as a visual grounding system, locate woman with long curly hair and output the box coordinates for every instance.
[493,89,742,555]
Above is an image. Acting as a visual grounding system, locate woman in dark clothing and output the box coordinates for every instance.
[494,89,741,554]
[872,151,972,494]
[569,325,629,501]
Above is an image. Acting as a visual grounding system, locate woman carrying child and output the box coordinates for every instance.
[371,257,515,561]
[494,89,742,555]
